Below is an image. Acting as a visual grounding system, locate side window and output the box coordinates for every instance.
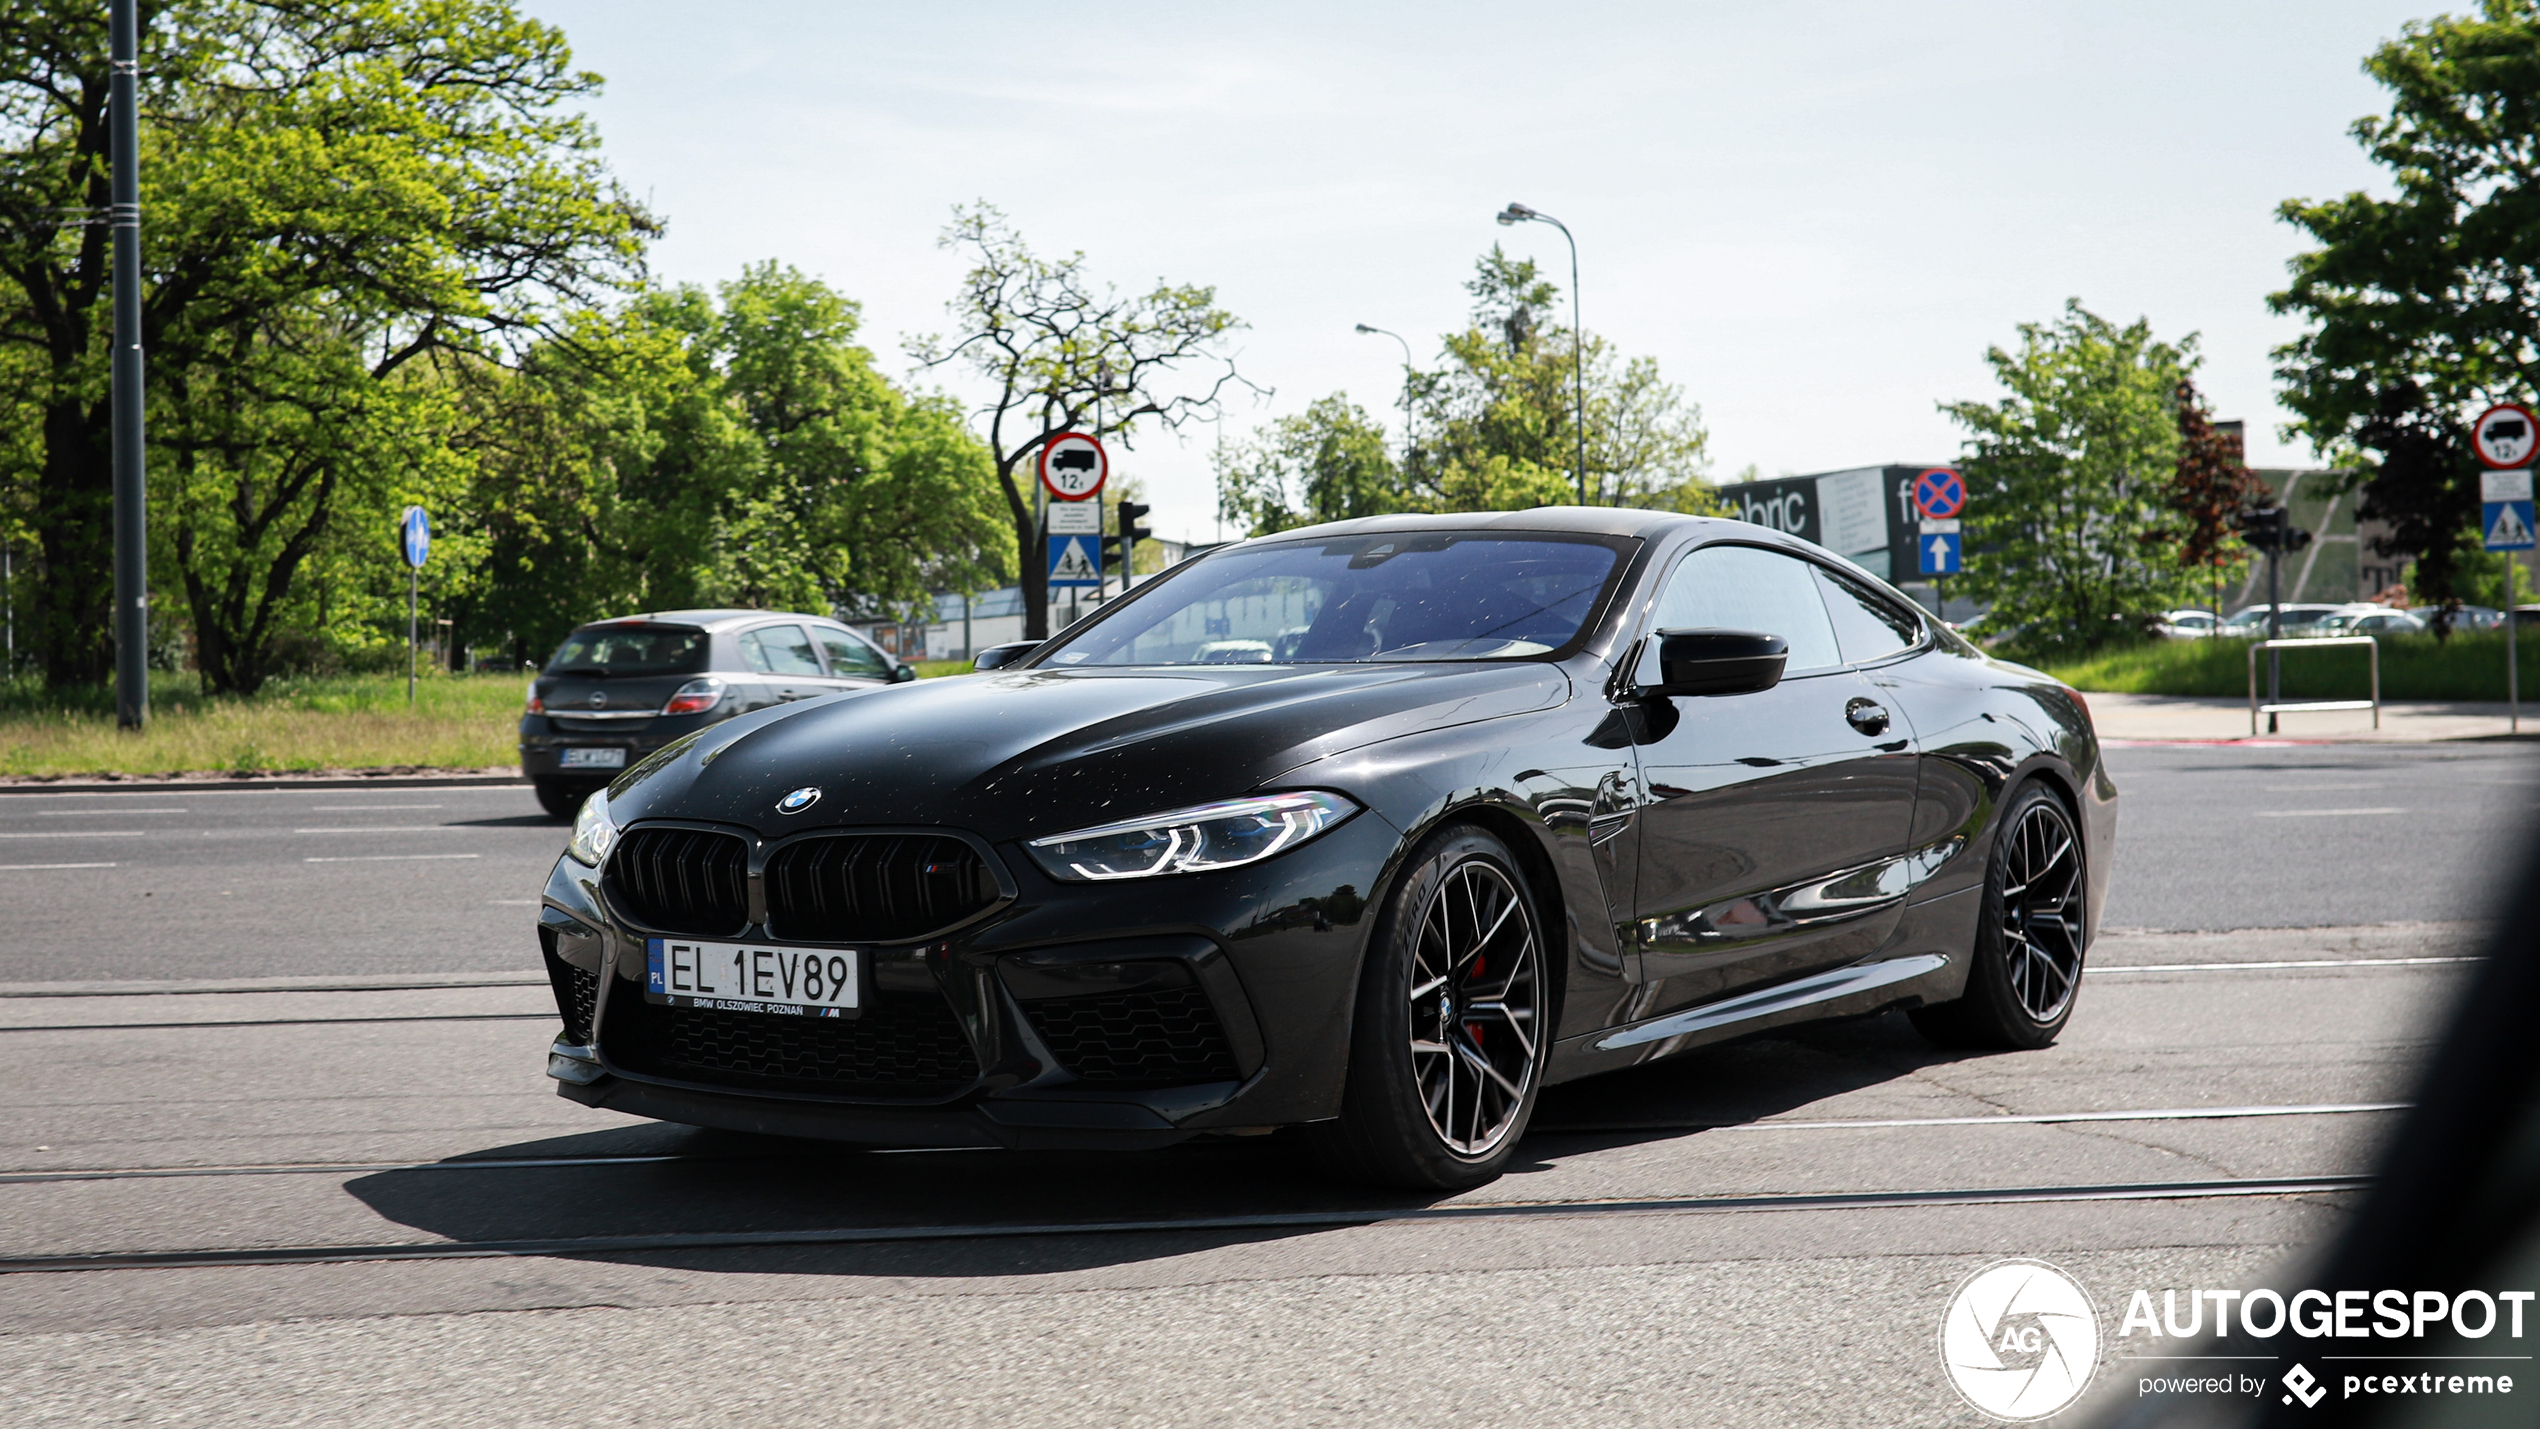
[1638,544,1842,680]
[817,628,894,680]
[738,624,823,677]
[1815,566,1922,665]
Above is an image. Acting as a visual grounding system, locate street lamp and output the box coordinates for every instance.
[1354,323,1417,464]
[1495,202,1589,505]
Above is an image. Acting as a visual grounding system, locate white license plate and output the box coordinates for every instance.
[560,746,627,769]
[646,938,861,1017]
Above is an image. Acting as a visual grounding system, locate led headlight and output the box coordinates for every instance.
[1025,791,1359,882]
[565,788,621,867]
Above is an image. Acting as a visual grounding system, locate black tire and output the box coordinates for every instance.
[533,778,592,821]
[1911,780,2087,1050]
[1309,824,1549,1191]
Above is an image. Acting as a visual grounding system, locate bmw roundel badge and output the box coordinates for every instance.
[777,787,822,815]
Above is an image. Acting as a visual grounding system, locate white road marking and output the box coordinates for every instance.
[2261,783,2380,792]
[34,808,185,815]
[306,804,444,812]
[303,854,480,863]
[291,826,454,834]
[2253,807,2406,817]
[2090,955,2480,973]
[0,862,117,871]
[1722,1102,2406,1131]
[486,898,538,905]
[0,831,145,838]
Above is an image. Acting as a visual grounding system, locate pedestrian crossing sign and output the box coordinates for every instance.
[1048,534,1103,587]
[2483,468,2535,552]
[2486,501,2536,552]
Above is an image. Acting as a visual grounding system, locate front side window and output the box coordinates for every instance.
[739,624,824,677]
[545,625,709,677]
[1816,565,1922,665]
[1637,544,1842,681]
[818,629,894,679]
[1043,533,1630,667]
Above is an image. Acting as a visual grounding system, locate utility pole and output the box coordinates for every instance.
[110,0,148,728]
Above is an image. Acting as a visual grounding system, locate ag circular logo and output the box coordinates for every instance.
[1939,1259,2101,1421]
[776,787,822,815]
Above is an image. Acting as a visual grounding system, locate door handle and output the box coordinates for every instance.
[1845,697,1891,736]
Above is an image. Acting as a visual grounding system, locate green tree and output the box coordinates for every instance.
[1215,395,1402,535]
[459,266,1011,662]
[1943,301,2199,655]
[2271,1,2540,625]
[916,204,1249,640]
[1216,251,1717,538]
[1409,249,1716,515]
[0,0,653,690]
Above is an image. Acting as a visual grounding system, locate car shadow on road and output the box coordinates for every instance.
[341,1008,2007,1280]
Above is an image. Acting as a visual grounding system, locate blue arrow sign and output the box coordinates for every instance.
[399,506,430,569]
[1919,532,1962,575]
[1047,533,1103,588]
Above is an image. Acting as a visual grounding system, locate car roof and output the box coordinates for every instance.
[1248,506,1718,544]
[574,609,843,633]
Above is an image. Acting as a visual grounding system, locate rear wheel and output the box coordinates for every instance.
[1310,825,1547,1190]
[533,777,593,821]
[1911,780,2086,1050]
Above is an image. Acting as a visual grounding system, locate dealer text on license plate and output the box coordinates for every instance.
[646,938,860,1017]
[560,746,626,769]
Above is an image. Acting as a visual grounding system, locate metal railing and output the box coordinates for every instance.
[2248,635,2380,736]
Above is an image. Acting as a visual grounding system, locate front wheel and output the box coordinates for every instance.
[1310,825,1549,1190]
[1911,780,2087,1050]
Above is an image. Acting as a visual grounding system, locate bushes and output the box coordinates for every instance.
[2048,632,2540,701]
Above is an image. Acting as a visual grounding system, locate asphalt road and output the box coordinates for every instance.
[0,744,2529,1427]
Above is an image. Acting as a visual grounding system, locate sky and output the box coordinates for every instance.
[521,0,2428,547]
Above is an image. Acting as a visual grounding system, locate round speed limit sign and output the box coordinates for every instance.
[1039,433,1109,501]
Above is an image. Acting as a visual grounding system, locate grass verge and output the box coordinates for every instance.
[0,673,525,779]
[2046,631,2540,702]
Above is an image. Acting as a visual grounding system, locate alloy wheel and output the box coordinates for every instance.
[1998,799,2084,1022]
[1405,859,1542,1156]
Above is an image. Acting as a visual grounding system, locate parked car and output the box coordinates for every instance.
[2313,608,2428,637]
[535,510,2115,1190]
[2406,604,2504,631]
[2220,603,2355,637]
[519,610,914,818]
[2155,609,2219,638]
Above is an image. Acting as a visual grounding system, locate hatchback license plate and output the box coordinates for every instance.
[560,746,627,769]
[646,938,860,1017]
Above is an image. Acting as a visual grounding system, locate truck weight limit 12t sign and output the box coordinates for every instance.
[1039,433,1108,501]
[2474,402,2537,470]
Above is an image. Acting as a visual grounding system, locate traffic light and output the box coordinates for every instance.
[1110,501,1152,574]
[2234,506,2312,553]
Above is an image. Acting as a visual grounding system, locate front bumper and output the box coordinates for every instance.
[536,809,1399,1149]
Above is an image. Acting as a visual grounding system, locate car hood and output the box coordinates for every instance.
[609,662,1572,841]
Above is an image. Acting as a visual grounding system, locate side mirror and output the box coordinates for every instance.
[892,663,917,683]
[972,641,1040,672]
[1640,629,1787,697]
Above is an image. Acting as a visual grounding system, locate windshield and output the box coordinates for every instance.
[1045,532,1629,667]
[545,624,711,677]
